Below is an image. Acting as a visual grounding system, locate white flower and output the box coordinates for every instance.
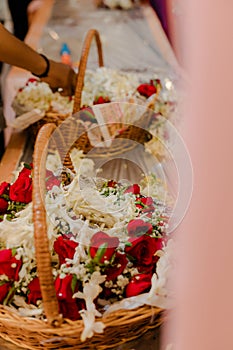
[74,271,106,305]
[103,0,134,10]
[79,309,105,342]
[119,0,134,10]
[146,240,175,309]
[14,81,53,112]
[11,295,43,318]
[73,272,106,341]
[70,148,94,175]
[103,0,118,8]
[0,204,34,250]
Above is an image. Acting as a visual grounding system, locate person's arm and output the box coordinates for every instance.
[0,24,77,96]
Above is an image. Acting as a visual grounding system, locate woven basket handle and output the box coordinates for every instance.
[33,123,62,327]
[72,28,104,114]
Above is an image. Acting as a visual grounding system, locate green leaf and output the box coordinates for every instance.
[0,280,8,286]
[1,194,9,201]
[135,200,146,207]
[93,243,108,263]
[11,248,17,256]
[3,285,15,305]
[71,275,78,293]
[125,241,132,247]
[23,163,32,170]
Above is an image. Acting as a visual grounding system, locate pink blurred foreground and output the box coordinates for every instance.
[164,1,233,349]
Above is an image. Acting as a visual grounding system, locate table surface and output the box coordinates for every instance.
[0,1,178,348]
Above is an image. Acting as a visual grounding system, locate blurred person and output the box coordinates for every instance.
[149,0,170,42]
[0,1,9,158]
[27,0,45,26]
[0,24,77,159]
[7,0,32,41]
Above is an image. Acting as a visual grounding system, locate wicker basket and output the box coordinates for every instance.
[29,28,103,137]
[0,123,163,349]
[30,28,153,160]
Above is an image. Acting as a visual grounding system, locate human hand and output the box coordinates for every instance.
[41,60,77,96]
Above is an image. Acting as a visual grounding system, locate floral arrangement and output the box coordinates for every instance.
[12,68,177,159]
[12,78,73,116]
[12,68,176,120]
[0,155,174,341]
[95,0,141,10]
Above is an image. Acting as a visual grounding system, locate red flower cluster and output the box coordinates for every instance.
[137,79,161,98]
[53,235,84,320]
[90,231,120,264]
[0,249,22,303]
[9,166,32,203]
[93,96,111,105]
[54,235,78,265]
[17,78,39,92]
[0,164,33,220]
[0,182,10,214]
[55,275,85,320]
[27,277,42,305]
[124,183,155,216]
[125,219,163,296]
[0,172,168,321]
[51,225,164,320]
[46,170,61,191]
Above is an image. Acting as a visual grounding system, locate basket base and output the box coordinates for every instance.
[0,305,163,350]
[0,327,161,350]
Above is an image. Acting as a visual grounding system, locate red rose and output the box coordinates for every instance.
[136,196,153,208]
[9,167,32,203]
[26,78,38,85]
[105,252,128,281]
[17,165,32,178]
[107,180,117,188]
[141,205,155,214]
[55,274,83,320]
[54,236,78,265]
[0,282,12,303]
[93,96,111,104]
[90,231,119,264]
[136,197,155,214]
[46,170,61,190]
[125,235,163,268]
[0,182,10,196]
[137,83,157,98]
[124,184,141,195]
[27,277,42,305]
[127,219,153,237]
[0,198,8,214]
[0,249,22,281]
[125,273,152,297]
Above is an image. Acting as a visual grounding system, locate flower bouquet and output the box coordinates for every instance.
[10,27,177,162]
[11,68,176,162]
[11,69,176,128]
[0,123,174,349]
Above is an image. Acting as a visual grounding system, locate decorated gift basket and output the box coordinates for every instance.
[0,116,175,349]
[11,29,178,163]
[0,115,175,349]
[0,29,180,349]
